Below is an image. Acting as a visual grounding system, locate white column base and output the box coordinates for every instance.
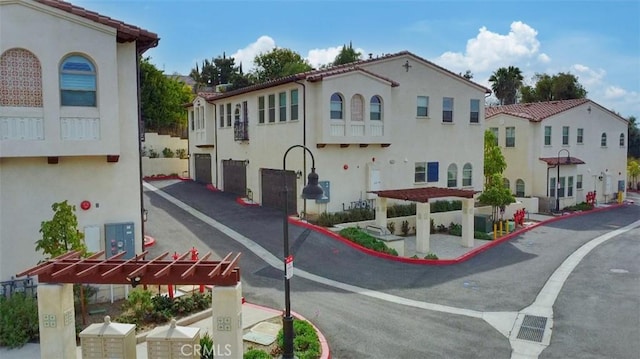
[211,282,243,358]
[37,283,76,359]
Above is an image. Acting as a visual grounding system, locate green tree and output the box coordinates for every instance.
[520,72,587,102]
[332,42,362,66]
[461,70,473,80]
[36,200,86,258]
[628,115,640,158]
[190,53,254,92]
[628,158,640,189]
[251,48,312,83]
[140,57,193,134]
[489,66,524,105]
[478,130,515,220]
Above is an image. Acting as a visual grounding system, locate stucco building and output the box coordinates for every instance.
[0,0,158,280]
[187,52,491,215]
[485,98,628,211]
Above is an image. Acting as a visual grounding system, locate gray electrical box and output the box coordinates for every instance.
[105,222,135,259]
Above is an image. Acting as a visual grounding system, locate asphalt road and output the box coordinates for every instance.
[143,181,640,359]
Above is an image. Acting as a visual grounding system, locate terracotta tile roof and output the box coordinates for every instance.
[539,156,586,166]
[33,0,159,52]
[369,187,477,203]
[202,50,490,103]
[485,98,590,122]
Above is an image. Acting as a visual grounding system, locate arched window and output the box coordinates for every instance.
[370,95,382,121]
[330,93,343,119]
[462,163,472,186]
[620,133,625,146]
[60,54,96,106]
[447,164,457,187]
[0,48,42,107]
[600,132,607,147]
[503,178,510,191]
[516,179,525,197]
[350,95,363,121]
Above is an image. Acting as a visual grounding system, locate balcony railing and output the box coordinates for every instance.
[234,120,249,141]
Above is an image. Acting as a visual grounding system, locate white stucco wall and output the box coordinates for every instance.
[0,1,144,280]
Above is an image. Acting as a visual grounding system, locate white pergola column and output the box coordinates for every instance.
[415,202,431,253]
[461,198,475,248]
[37,283,76,359]
[211,282,243,358]
[375,197,388,228]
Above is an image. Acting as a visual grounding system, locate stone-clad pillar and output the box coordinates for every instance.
[461,198,475,247]
[415,202,431,253]
[37,283,76,359]
[374,197,388,228]
[211,282,243,358]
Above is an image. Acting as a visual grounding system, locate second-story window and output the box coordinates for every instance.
[544,126,552,146]
[330,93,344,119]
[562,126,569,145]
[505,126,515,147]
[258,96,265,124]
[601,132,607,147]
[290,89,299,121]
[577,128,584,144]
[219,104,224,127]
[279,92,287,121]
[268,94,275,123]
[442,97,453,122]
[60,55,96,107]
[417,96,429,117]
[370,95,382,121]
[469,99,479,123]
[226,103,232,127]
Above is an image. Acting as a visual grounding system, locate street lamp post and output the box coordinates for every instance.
[556,149,571,212]
[281,145,323,359]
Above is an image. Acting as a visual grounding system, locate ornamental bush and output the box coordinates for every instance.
[276,319,321,359]
[0,293,39,348]
[338,227,398,256]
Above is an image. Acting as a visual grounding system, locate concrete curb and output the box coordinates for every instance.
[291,203,628,266]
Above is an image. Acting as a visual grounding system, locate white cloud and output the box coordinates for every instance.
[231,36,276,71]
[571,63,606,87]
[436,21,543,73]
[306,46,342,68]
[538,53,551,63]
[604,86,627,99]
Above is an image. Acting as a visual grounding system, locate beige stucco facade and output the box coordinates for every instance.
[0,0,156,280]
[486,100,628,210]
[188,53,489,214]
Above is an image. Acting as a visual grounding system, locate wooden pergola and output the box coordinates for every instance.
[17,250,242,286]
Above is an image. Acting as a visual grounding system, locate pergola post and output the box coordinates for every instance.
[211,282,243,358]
[37,283,76,359]
[461,197,475,247]
[374,197,387,228]
[415,202,431,253]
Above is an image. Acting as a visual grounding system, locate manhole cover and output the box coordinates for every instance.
[516,315,547,343]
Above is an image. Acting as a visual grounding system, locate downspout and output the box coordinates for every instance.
[135,49,146,253]
[213,102,219,187]
[295,80,307,217]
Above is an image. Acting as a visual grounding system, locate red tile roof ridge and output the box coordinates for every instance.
[485,98,590,122]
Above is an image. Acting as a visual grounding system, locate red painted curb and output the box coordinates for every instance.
[290,203,628,266]
[143,175,190,181]
[143,235,156,247]
[243,302,331,359]
[206,184,220,192]
[236,197,260,207]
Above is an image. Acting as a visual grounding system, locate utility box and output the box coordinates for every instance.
[474,214,492,233]
[147,319,200,358]
[79,315,136,359]
[105,222,135,259]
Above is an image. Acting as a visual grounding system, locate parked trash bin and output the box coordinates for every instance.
[80,315,136,359]
[146,319,201,358]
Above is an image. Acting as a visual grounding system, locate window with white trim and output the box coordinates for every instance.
[620,133,625,146]
[567,176,574,197]
[516,179,525,197]
[268,94,275,123]
[442,97,453,122]
[505,127,515,147]
[258,96,265,124]
[415,162,426,183]
[447,163,457,187]
[226,103,232,127]
[544,126,552,146]
[550,177,556,197]
[577,174,583,190]
[577,128,584,144]
[601,132,607,147]
[330,93,343,119]
[562,126,569,145]
[60,55,96,106]
[417,96,429,117]
[370,95,382,121]
[490,127,499,146]
[219,104,224,127]
[470,99,480,123]
[279,92,287,122]
[290,89,299,121]
[462,163,472,186]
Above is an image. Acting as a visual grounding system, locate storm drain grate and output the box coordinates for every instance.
[516,315,547,342]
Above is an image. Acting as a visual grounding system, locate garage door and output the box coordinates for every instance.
[261,168,297,215]
[222,160,247,196]
[194,154,212,184]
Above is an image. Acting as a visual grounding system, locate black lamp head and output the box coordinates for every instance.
[301,168,323,200]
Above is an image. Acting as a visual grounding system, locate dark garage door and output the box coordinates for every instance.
[261,168,297,215]
[194,154,211,184]
[222,160,247,196]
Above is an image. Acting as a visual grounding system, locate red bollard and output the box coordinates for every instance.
[168,251,179,299]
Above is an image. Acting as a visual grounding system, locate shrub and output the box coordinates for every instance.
[448,222,462,236]
[474,231,493,240]
[339,227,398,256]
[0,293,39,348]
[424,252,439,260]
[200,332,214,359]
[244,348,271,359]
[148,148,159,158]
[400,220,410,236]
[277,319,321,359]
[175,148,188,159]
[162,147,175,158]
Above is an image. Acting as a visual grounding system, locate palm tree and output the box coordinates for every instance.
[489,66,524,105]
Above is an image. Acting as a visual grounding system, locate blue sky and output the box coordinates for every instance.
[75,0,640,118]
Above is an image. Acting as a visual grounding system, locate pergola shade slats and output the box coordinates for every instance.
[368,187,477,202]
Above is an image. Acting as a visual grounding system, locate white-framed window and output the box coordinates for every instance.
[330,93,344,119]
[462,163,472,186]
[567,176,574,197]
[601,132,607,147]
[268,94,275,123]
[470,99,480,123]
[562,126,569,145]
[258,96,265,124]
[577,128,584,144]
[370,95,382,121]
[234,105,240,124]
[577,174,583,190]
[516,179,525,197]
[442,97,453,122]
[620,133,625,146]
[447,163,457,187]
[226,103,232,127]
[505,127,515,147]
[60,54,96,107]
[351,94,364,121]
[544,126,552,146]
[417,96,429,117]
[490,127,499,146]
[279,92,287,122]
[290,89,299,121]
[415,162,426,183]
[550,177,556,197]
[219,104,224,127]
[558,177,566,197]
